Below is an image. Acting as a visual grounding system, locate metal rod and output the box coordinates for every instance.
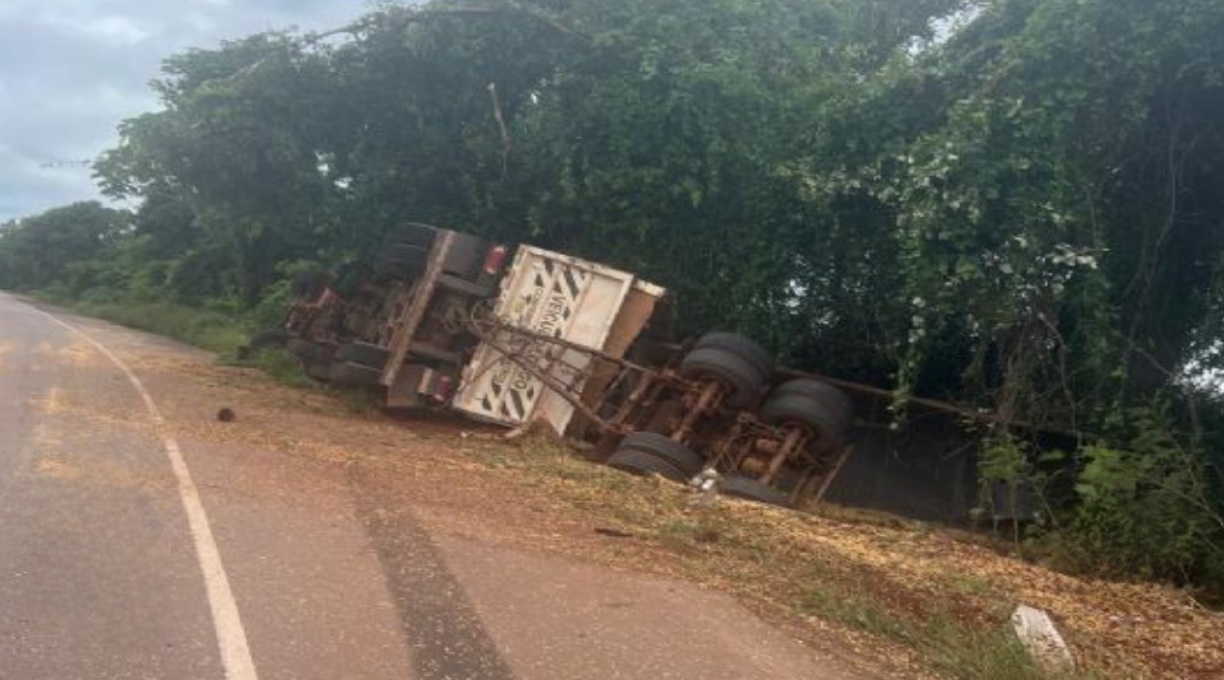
[478,333,623,435]
[672,381,721,444]
[761,427,803,485]
[813,446,853,504]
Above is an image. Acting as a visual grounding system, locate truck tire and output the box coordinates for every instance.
[336,341,390,369]
[617,432,704,479]
[376,244,429,279]
[329,361,383,387]
[679,347,766,410]
[694,332,774,381]
[384,223,437,248]
[768,379,854,425]
[759,380,853,451]
[607,449,687,483]
[376,262,423,280]
[722,475,792,507]
[304,360,333,381]
[442,232,491,279]
[287,338,332,364]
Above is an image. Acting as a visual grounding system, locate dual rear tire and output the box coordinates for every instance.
[329,341,391,387]
[610,334,853,509]
[759,378,853,453]
[290,339,392,387]
[607,432,704,483]
[375,223,437,279]
[678,332,774,409]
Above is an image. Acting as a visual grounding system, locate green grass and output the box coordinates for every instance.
[929,623,1054,680]
[32,293,330,392]
[57,297,251,354]
[799,579,918,644]
[233,348,319,389]
[795,546,1112,678]
[798,581,1108,680]
[944,573,997,598]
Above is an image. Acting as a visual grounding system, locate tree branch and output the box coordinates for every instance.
[487,82,513,180]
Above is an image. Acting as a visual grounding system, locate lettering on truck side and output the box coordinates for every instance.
[493,280,576,407]
[538,294,567,337]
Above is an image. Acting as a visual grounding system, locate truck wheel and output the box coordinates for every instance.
[379,243,429,263]
[287,338,332,364]
[304,360,333,381]
[336,341,390,369]
[679,347,766,410]
[607,449,687,483]
[376,262,422,280]
[384,223,436,248]
[694,332,774,380]
[376,244,429,279]
[768,379,854,425]
[722,475,792,507]
[617,432,704,479]
[759,380,853,452]
[329,361,383,387]
[443,232,492,279]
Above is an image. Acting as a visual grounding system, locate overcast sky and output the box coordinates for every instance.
[0,0,376,222]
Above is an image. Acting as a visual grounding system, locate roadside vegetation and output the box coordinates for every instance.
[469,435,1208,680]
[3,0,1224,607]
[49,297,250,354]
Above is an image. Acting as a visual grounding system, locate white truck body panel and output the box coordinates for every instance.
[452,245,664,434]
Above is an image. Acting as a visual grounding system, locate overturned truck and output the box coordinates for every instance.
[283,223,855,507]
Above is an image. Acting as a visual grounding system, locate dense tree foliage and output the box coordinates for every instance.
[0,201,130,293]
[3,0,1224,591]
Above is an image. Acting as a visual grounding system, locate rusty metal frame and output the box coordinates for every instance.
[381,231,457,387]
[458,311,707,437]
[461,310,856,505]
[703,412,852,506]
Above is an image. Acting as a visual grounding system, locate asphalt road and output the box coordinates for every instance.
[0,293,868,680]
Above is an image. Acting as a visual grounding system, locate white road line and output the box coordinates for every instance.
[32,305,260,680]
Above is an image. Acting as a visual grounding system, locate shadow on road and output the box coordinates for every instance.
[346,463,517,680]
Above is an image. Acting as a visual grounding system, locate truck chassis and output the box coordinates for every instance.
[280,223,854,508]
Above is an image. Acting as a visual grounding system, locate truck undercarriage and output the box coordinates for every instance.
[281,223,855,508]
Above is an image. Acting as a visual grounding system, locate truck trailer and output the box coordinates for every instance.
[282,222,854,508]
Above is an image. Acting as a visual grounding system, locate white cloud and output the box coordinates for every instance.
[184,11,219,33]
[0,0,371,221]
[14,6,155,46]
[90,15,158,45]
